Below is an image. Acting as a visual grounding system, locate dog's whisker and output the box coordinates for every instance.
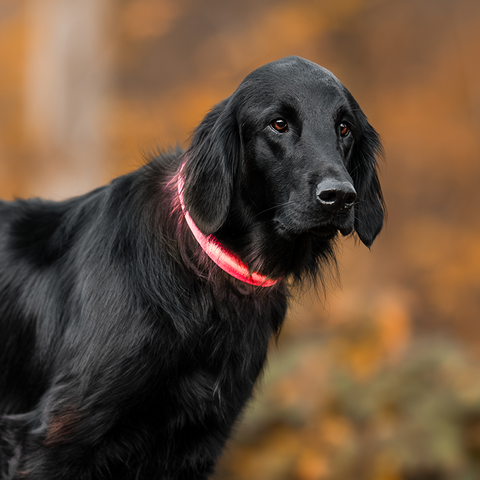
[255,200,296,216]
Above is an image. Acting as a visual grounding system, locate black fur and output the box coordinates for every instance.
[0,56,384,479]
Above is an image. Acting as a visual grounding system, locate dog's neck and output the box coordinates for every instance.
[176,169,279,288]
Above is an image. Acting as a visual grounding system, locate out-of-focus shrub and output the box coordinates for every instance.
[215,321,480,480]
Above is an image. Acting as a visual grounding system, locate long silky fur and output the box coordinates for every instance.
[0,56,384,480]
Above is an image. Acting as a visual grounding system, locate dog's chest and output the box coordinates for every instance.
[169,287,286,427]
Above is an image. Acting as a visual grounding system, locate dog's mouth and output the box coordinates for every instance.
[309,225,338,239]
[308,223,354,239]
[275,215,354,241]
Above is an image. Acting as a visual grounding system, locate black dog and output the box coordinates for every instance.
[0,56,384,479]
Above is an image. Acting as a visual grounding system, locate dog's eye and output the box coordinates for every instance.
[270,119,289,133]
[339,122,351,138]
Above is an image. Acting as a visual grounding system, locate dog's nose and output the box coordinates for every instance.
[316,179,357,211]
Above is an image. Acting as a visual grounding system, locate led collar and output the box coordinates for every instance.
[177,170,279,287]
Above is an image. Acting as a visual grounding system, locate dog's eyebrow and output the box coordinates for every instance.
[271,90,303,113]
[252,101,302,128]
[333,103,355,122]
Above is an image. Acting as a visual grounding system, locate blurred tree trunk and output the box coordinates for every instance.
[24,0,113,199]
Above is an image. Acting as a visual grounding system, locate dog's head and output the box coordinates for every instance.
[183,56,385,279]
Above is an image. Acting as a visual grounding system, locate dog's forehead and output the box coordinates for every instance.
[238,56,346,106]
[246,56,339,82]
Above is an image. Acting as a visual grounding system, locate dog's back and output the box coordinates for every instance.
[0,191,105,414]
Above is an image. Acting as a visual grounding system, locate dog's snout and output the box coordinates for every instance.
[316,179,357,211]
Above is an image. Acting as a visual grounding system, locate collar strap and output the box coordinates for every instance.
[177,170,279,287]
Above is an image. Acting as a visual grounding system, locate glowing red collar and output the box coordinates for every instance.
[177,171,279,287]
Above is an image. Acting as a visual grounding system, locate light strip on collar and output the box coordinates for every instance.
[177,170,279,287]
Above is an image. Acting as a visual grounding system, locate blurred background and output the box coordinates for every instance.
[1,0,480,478]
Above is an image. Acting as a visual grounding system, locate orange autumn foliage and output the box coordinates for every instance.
[2,1,480,479]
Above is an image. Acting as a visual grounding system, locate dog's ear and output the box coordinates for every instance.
[182,98,241,235]
[350,115,386,248]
